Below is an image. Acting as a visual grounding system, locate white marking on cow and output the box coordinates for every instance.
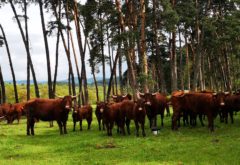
[100,108,104,113]
[146,101,151,105]
[138,107,143,111]
[65,105,70,109]
[220,102,225,106]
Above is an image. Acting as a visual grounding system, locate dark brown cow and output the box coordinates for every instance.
[0,103,12,123]
[102,102,125,136]
[6,102,26,124]
[112,94,132,103]
[24,96,76,135]
[95,101,107,131]
[222,94,240,124]
[122,99,146,137]
[72,105,92,131]
[172,92,227,131]
[139,92,169,128]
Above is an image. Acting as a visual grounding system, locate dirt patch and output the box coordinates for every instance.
[95,142,116,149]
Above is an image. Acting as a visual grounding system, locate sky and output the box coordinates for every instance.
[0,2,126,82]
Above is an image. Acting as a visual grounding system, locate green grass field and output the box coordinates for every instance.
[1,107,240,165]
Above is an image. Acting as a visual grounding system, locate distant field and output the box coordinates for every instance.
[1,107,240,165]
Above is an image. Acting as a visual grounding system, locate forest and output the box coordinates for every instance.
[0,0,240,104]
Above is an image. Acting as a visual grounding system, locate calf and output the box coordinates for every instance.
[139,92,169,128]
[95,102,106,131]
[122,99,146,137]
[72,105,92,131]
[102,102,125,136]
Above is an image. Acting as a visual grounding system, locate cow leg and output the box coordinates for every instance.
[199,114,205,127]
[230,111,234,124]
[172,112,180,130]
[80,120,83,131]
[57,121,63,135]
[161,113,164,127]
[17,112,21,124]
[134,120,139,137]
[109,121,114,136]
[126,119,131,135]
[49,121,53,127]
[63,121,67,134]
[73,121,76,131]
[27,118,31,135]
[30,119,35,136]
[166,105,170,117]
[207,116,214,132]
[87,118,92,130]
[97,118,101,131]
[102,120,105,131]
[154,116,157,128]
[141,121,146,137]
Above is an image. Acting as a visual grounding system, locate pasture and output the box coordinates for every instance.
[1,108,240,165]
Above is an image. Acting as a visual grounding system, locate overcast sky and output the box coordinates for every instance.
[0,2,125,82]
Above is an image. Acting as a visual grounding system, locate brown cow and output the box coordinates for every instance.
[24,96,76,135]
[139,92,169,128]
[112,94,132,103]
[122,99,146,137]
[95,101,107,131]
[6,102,26,124]
[72,105,92,131]
[222,94,240,124]
[102,102,125,136]
[172,92,227,131]
[0,103,12,123]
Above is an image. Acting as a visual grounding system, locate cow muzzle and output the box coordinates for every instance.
[220,102,225,106]
[145,101,151,106]
[65,105,71,110]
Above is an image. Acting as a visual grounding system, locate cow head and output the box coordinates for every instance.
[96,102,107,113]
[212,92,229,107]
[112,94,132,103]
[135,99,146,112]
[138,92,157,106]
[62,95,76,111]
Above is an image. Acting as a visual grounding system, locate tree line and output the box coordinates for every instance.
[0,0,240,105]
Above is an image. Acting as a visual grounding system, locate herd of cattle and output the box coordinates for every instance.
[0,90,240,136]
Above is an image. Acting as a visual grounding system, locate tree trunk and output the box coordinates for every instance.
[107,46,120,101]
[139,0,148,92]
[184,34,190,90]
[10,0,40,98]
[52,0,61,97]
[0,24,18,103]
[39,0,53,99]
[178,26,184,90]
[0,66,6,103]
[73,0,89,104]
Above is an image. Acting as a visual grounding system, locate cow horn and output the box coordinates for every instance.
[122,94,127,98]
[137,90,144,96]
[0,116,6,119]
[112,95,117,98]
[152,92,158,96]
[224,92,230,95]
[212,93,217,96]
